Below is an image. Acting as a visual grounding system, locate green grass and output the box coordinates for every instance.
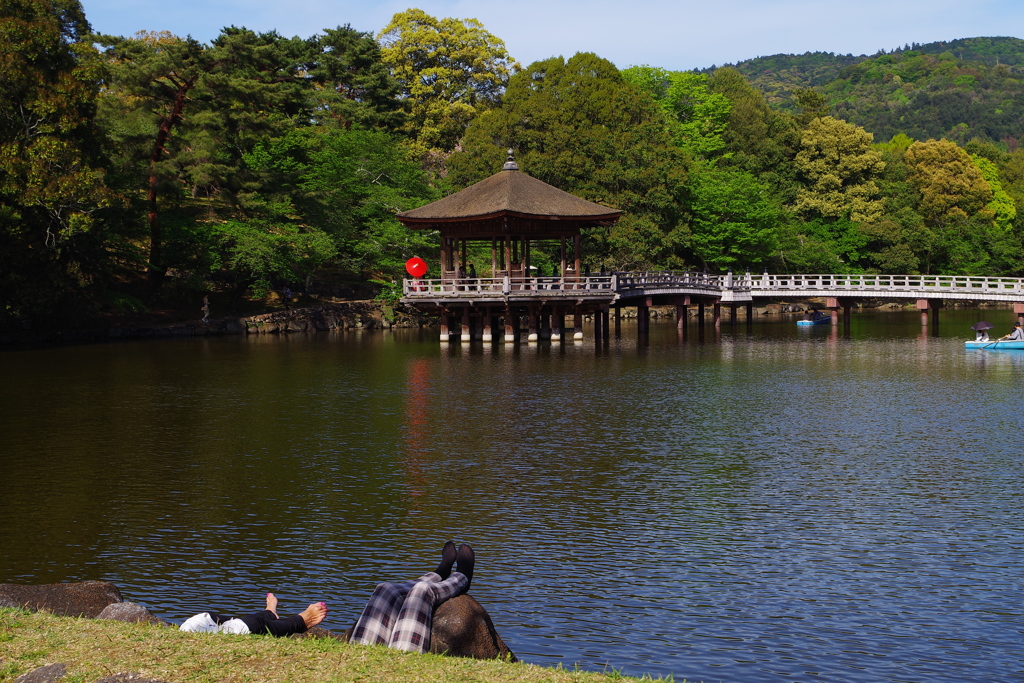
[0,608,682,683]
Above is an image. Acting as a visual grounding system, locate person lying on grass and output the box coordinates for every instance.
[180,592,327,636]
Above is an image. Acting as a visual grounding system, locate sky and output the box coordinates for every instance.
[79,0,1024,71]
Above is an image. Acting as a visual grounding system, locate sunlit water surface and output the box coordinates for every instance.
[2,310,1023,682]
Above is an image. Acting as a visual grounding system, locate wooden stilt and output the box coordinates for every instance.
[574,304,584,340]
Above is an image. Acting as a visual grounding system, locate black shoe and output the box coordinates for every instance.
[455,543,475,591]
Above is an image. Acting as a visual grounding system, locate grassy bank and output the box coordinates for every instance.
[0,609,669,683]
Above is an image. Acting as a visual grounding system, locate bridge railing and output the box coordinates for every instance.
[402,275,615,297]
[616,270,725,292]
[748,273,1024,294]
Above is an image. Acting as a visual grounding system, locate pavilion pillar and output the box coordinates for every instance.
[574,304,584,340]
[1016,303,1024,326]
[574,235,582,277]
[461,309,471,342]
[614,304,622,338]
[528,307,539,342]
[713,302,721,330]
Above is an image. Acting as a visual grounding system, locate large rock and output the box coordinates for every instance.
[97,602,171,627]
[0,581,122,618]
[429,595,515,661]
[14,663,66,683]
[340,594,515,662]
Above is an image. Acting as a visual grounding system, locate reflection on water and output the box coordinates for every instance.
[2,310,1024,682]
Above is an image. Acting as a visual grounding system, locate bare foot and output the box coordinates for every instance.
[265,592,279,617]
[299,602,328,629]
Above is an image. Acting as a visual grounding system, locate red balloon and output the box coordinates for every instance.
[405,256,428,278]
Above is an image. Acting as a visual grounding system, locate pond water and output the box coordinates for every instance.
[2,309,1023,682]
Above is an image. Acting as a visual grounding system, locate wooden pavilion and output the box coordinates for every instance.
[398,151,621,343]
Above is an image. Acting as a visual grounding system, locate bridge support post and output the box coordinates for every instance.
[551,309,562,343]
[574,304,584,340]
[528,308,539,342]
[729,304,737,326]
[713,303,721,330]
[440,311,450,344]
[698,303,705,329]
[614,305,622,338]
[602,306,610,341]
[637,301,648,336]
[593,308,602,340]
[1015,302,1024,326]
[462,309,472,342]
[676,305,687,332]
[917,299,941,330]
[504,306,516,343]
[745,303,753,331]
[482,309,492,342]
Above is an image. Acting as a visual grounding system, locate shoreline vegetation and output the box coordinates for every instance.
[0,608,666,683]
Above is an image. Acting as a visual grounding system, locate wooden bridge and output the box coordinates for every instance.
[402,271,1024,342]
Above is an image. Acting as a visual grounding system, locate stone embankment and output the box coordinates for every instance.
[1,580,515,683]
[0,302,432,346]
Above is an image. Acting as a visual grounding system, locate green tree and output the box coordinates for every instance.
[795,116,885,223]
[620,66,731,156]
[448,52,688,271]
[687,163,781,270]
[377,8,516,166]
[904,138,997,273]
[708,67,800,203]
[245,127,439,280]
[970,153,1016,230]
[0,0,119,325]
[307,25,405,132]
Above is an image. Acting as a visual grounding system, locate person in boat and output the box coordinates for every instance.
[1000,322,1024,341]
[349,541,474,653]
[975,328,990,341]
[180,593,327,636]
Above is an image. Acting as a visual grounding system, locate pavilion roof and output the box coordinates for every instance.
[396,154,621,227]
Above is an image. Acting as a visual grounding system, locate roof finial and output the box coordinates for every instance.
[503,148,519,171]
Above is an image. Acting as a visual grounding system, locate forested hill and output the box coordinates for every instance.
[705,36,1024,145]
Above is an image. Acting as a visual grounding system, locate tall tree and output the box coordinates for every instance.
[904,138,998,273]
[620,66,731,157]
[448,52,688,270]
[795,116,885,223]
[0,0,117,325]
[708,67,800,203]
[377,9,516,167]
[307,25,405,132]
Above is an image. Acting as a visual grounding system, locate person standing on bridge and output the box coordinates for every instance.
[1000,322,1024,341]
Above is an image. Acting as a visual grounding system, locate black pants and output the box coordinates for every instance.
[237,610,308,637]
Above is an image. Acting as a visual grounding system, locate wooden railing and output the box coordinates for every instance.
[741,273,1024,295]
[403,272,1024,301]
[403,275,616,297]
